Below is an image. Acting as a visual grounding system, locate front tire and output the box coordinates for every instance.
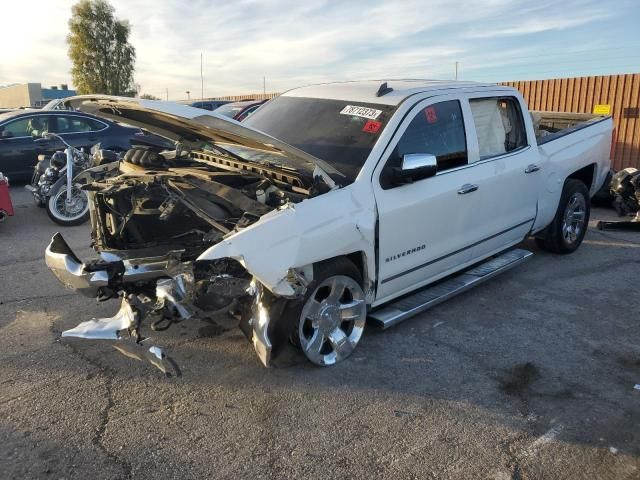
[46,183,90,226]
[280,258,367,366]
[536,179,590,254]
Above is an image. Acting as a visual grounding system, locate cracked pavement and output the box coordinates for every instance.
[1,186,639,479]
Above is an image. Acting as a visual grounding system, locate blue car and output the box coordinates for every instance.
[0,109,168,181]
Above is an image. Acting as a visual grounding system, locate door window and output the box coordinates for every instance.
[54,116,104,134]
[381,100,467,188]
[469,97,527,160]
[3,116,49,138]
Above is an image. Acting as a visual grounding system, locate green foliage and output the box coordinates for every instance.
[139,93,160,100]
[67,0,136,95]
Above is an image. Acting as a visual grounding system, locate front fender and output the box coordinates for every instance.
[196,187,376,296]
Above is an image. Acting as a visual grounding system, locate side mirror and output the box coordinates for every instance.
[393,153,437,184]
[0,130,12,139]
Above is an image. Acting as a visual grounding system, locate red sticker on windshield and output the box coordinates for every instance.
[362,120,382,133]
[425,106,437,123]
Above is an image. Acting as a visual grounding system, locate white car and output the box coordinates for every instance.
[45,80,612,368]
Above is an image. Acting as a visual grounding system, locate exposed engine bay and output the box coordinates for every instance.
[87,146,311,256]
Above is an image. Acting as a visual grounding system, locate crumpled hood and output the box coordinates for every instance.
[60,95,344,182]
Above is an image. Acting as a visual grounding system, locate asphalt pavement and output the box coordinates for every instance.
[1,185,639,479]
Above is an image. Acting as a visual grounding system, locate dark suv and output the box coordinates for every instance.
[0,110,167,181]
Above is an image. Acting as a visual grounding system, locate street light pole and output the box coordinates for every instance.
[201,53,204,100]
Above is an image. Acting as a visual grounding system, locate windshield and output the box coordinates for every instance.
[245,96,396,180]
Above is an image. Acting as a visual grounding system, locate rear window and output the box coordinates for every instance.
[245,96,396,180]
[214,104,246,118]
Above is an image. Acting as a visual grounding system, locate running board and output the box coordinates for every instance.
[368,248,533,329]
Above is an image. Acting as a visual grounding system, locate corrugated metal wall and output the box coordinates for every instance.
[502,74,640,171]
[213,92,280,101]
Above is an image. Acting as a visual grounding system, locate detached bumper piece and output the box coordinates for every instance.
[62,296,137,340]
[45,233,112,297]
[44,233,275,370]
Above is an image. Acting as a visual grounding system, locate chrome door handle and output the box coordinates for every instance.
[457,184,478,195]
[525,164,540,174]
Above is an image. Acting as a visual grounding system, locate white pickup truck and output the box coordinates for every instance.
[45,80,612,369]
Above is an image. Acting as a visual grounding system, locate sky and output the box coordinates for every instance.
[0,0,638,100]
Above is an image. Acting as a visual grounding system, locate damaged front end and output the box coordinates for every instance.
[46,144,325,368]
[43,95,371,370]
[45,153,318,366]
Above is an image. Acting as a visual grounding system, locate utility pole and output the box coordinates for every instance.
[263,76,266,96]
[166,88,168,101]
[200,53,204,100]
[455,61,459,81]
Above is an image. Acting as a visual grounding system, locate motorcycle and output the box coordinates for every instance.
[0,172,14,223]
[27,134,118,226]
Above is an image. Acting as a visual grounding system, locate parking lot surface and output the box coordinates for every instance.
[1,186,639,479]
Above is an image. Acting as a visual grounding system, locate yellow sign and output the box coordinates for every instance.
[593,104,611,115]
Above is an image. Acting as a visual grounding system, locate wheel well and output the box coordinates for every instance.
[345,251,366,281]
[568,164,595,191]
[314,252,368,286]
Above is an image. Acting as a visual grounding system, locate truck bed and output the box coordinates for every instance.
[531,111,608,144]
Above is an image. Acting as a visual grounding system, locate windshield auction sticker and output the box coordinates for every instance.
[362,120,382,133]
[340,105,383,120]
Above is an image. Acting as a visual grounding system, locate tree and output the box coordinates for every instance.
[67,0,136,95]
[139,93,160,100]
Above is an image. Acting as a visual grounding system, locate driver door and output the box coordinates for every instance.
[372,96,478,303]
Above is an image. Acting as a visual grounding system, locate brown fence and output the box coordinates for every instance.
[213,92,280,101]
[502,74,640,171]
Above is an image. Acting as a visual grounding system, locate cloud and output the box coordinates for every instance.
[462,2,612,38]
[0,0,634,99]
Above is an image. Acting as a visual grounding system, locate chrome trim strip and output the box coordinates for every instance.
[380,218,535,284]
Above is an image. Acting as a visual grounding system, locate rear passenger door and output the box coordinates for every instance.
[461,93,541,261]
[52,115,107,151]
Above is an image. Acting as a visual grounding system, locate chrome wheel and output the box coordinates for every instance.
[298,275,366,366]
[48,184,89,224]
[562,192,586,245]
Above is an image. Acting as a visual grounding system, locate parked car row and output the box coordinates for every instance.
[0,97,269,183]
[0,109,171,181]
[184,98,267,120]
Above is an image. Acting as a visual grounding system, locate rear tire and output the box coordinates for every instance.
[535,179,590,254]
